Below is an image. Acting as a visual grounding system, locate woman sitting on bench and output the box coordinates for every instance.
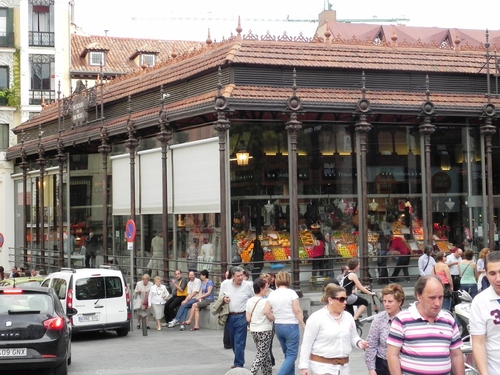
[183,269,214,331]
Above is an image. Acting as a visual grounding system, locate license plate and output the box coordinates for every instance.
[0,348,27,357]
[79,314,100,322]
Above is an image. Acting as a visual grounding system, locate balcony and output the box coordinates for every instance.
[29,31,55,47]
[29,89,56,105]
[0,33,14,48]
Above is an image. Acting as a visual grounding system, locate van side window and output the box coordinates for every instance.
[41,279,50,288]
[75,277,105,300]
[105,277,123,298]
[51,278,67,300]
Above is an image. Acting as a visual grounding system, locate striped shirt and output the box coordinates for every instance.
[387,303,462,375]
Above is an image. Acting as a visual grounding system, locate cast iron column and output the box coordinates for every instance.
[482,32,497,250]
[214,67,230,275]
[285,69,302,296]
[37,132,47,271]
[98,127,111,263]
[20,144,28,265]
[125,97,139,282]
[158,87,173,278]
[56,136,66,268]
[481,105,496,249]
[419,79,436,247]
[354,72,372,285]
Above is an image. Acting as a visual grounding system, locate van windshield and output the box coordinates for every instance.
[75,277,123,300]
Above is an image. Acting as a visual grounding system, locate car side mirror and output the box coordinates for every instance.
[67,307,78,317]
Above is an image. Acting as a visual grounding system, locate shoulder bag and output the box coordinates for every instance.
[249,297,263,323]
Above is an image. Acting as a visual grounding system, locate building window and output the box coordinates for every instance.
[0,8,13,47]
[89,51,105,66]
[0,123,9,150]
[141,54,155,67]
[0,8,6,37]
[29,1,54,47]
[29,54,55,105]
[0,66,8,89]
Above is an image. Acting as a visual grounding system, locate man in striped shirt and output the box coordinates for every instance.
[386,275,464,375]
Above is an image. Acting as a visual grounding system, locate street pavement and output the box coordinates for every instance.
[61,322,372,375]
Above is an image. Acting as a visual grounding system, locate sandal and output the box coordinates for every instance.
[182,321,191,326]
[190,327,199,331]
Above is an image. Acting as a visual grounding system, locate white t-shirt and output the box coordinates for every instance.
[246,296,273,332]
[470,285,500,374]
[446,253,461,276]
[267,287,299,324]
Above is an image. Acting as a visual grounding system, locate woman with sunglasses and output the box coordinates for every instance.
[364,283,405,375]
[298,283,368,375]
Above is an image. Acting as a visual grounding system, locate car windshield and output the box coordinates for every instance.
[0,293,53,315]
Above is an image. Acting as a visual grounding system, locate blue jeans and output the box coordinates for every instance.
[227,313,248,367]
[274,323,300,375]
[175,298,196,322]
[461,283,478,299]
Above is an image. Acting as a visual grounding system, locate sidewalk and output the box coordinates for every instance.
[123,319,371,375]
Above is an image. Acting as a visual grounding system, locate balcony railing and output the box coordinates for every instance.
[29,89,56,105]
[29,31,55,47]
[0,33,14,48]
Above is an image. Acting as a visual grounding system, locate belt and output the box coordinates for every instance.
[229,312,245,315]
[310,354,349,366]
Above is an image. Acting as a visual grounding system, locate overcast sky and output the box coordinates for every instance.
[74,0,500,41]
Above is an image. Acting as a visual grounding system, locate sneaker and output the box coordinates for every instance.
[180,324,185,331]
[168,319,179,328]
[161,323,168,327]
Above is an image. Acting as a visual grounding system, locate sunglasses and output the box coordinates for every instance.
[332,296,347,303]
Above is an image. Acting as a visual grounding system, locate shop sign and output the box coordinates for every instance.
[431,172,451,193]
[231,170,254,182]
[72,94,88,126]
[265,169,309,181]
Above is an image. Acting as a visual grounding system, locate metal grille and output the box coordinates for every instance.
[29,0,54,5]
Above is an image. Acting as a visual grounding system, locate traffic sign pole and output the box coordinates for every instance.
[125,220,136,331]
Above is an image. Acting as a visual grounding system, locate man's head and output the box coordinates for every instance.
[30,269,37,277]
[174,270,182,280]
[414,275,444,319]
[188,271,195,281]
[156,230,163,237]
[454,249,463,258]
[485,251,500,295]
[231,266,244,286]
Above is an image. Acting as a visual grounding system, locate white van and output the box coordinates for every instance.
[41,266,130,336]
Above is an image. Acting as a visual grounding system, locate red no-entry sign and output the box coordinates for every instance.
[0,233,4,247]
[125,220,136,243]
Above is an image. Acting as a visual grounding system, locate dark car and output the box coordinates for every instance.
[0,286,72,375]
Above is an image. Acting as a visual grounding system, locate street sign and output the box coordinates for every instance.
[125,220,136,243]
[0,233,4,247]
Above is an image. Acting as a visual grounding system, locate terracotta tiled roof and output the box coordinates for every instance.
[325,20,500,50]
[71,34,203,76]
[20,25,499,133]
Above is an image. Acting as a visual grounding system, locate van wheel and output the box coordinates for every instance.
[116,327,129,337]
[53,358,68,375]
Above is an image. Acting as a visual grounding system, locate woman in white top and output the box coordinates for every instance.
[246,277,274,375]
[298,283,368,375]
[148,276,170,330]
[134,273,153,329]
[264,271,305,375]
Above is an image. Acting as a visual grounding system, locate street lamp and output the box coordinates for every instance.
[235,140,250,166]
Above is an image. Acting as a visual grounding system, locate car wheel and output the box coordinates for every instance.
[53,357,68,375]
[116,327,129,337]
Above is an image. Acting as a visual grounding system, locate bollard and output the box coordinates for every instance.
[142,316,148,336]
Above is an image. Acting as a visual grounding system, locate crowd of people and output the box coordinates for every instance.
[216,243,500,375]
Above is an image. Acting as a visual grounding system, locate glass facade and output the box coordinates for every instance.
[10,119,500,285]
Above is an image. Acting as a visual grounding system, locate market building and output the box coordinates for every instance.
[5,13,500,290]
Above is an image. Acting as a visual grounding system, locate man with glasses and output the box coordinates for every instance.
[220,266,254,369]
[162,270,188,327]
